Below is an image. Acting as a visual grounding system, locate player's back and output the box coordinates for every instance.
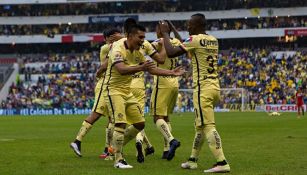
[184,34,219,90]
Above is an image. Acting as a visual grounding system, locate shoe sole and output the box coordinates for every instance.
[136,142,144,163]
[167,142,180,161]
[70,144,82,157]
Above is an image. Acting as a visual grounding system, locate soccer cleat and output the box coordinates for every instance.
[70,142,82,157]
[204,162,230,173]
[167,139,180,161]
[161,151,169,159]
[145,146,155,156]
[114,159,133,169]
[99,152,109,159]
[181,158,198,169]
[136,142,144,163]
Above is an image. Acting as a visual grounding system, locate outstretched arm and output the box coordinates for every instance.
[114,60,156,75]
[148,66,185,76]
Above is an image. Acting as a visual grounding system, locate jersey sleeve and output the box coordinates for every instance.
[109,45,124,65]
[99,44,110,63]
[143,40,158,57]
[172,38,182,47]
[181,36,196,52]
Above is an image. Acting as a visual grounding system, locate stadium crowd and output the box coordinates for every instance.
[1,0,306,17]
[1,16,306,35]
[1,48,306,109]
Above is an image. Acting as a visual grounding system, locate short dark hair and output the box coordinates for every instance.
[191,13,206,27]
[127,24,146,35]
[124,18,137,33]
[103,28,121,37]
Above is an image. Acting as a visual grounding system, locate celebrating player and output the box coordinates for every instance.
[159,14,231,173]
[103,24,184,169]
[70,28,122,158]
[150,22,182,161]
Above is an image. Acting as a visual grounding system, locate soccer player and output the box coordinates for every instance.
[70,28,122,158]
[150,23,182,160]
[103,24,184,169]
[296,87,304,118]
[124,18,164,163]
[159,14,231,173]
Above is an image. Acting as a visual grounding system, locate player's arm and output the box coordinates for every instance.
[148,66,185,76]
[146,41,166,64]
[159,21,186,58]
[167,20,183,41]
[115,60,156,75]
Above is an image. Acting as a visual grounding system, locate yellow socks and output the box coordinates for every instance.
[190,127,205,159]
[76,121,92,141]
[113,127,125,162]
[123,125,140,146]
[105,122,114,147]
[156,119,174,144]
[204,125,226,162]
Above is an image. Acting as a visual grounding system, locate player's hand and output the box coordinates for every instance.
[157,38,164,45]
[141,60,156,71]
[108,33,124,43]
[159,20,170,35]
[172,66,185,76]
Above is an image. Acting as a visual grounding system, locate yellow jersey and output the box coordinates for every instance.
[151,38,181,88]
[103,39,146,95]
[130,40,157,89]
[181,34,220,91]
[97,43,112,86]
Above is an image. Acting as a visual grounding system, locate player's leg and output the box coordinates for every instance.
[125,95,146,163]
[104,94,132,168]
[151,88,180,161]
[202,89,230,173]
[70,83,105,157]
[297,104,301,117]
[70,111,101,157]
[131,88,155,156]
[99,116,114,159]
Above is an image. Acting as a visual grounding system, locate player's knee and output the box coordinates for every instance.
[153,115,164,123]
[115,123,126,129]
[86,112,101,124]
[133,122,145,131]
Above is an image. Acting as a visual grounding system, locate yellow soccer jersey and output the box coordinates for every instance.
[181,34,220,90]
[103,40,146,95]
[152,38,181,88]
[99,43,111,64]
[97,43,112,86]
[131,40,157,89]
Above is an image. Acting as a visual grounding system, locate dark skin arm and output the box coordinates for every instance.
[166,20,183,42]
[159,21,186,58]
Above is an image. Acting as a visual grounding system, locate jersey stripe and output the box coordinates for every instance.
[153,64,160,116]
[194,53,204,126]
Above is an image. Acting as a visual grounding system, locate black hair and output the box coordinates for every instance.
[191,13,206,27]
[124,18,137,33]
[103,28,121,37]
[127,24,146,35]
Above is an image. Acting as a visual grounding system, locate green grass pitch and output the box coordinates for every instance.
[0,112,307,175]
